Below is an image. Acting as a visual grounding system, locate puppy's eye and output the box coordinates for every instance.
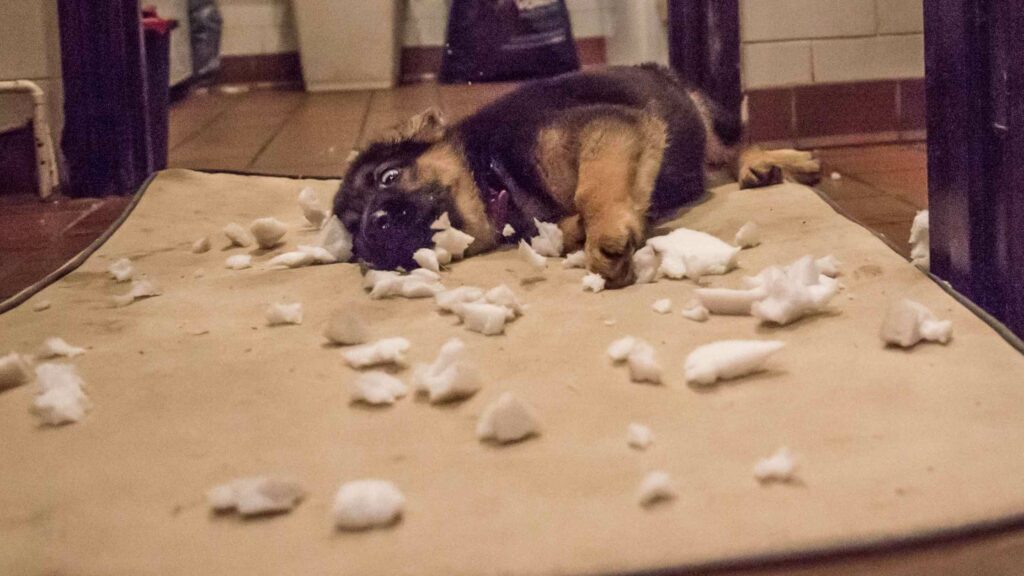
[378,168,401,187]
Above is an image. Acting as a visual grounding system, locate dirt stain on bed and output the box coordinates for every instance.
[853,264,884,279]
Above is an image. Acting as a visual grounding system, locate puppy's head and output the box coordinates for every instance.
[333,109,491,270]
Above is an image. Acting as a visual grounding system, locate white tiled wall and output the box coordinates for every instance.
[741,0,924,89]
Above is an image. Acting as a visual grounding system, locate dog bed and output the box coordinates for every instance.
[2,169,1024,575]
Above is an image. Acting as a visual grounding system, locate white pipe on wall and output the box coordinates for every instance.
[0,80,59,199]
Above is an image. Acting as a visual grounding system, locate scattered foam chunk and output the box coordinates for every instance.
[431,212,452,230]
[0,353,32,391]
[298,187,328,228]
[607,337,639,363]
[413,248,440,273]
[435,286,485,313]
[502,223,515,238]
[223,223,254,248]
[637,471,676,507]
[646,228,740,280]
[749,262,839,325]
[32,363,90,426]
[434,247,452,265]
[484,284,525,318]
[37,337,86,359]
[32,300,51,312]
[753,447,798,484]
[249,217,288,249]
[332,480,405,531]
[208,477,306,517]
[562,250,585,269]
[529,219,563,257]
[365,270,444,299]
[830,171,842,181]
[631,245,661,284]
[225,254,252,270]
[909,210,930,270]
[456,302,508,336]
[431,214,474,260]
[191,236,211,254]
[582,273,606,293]
[267,251,316,269]
[815,255,842,278]
[350,372,409,406]
[694,286,764,316]
[651,299,672,314]
[680,300,710,322]
[734,221,761,248]
[518,240,546,270]
[342,338,411,369]
[879,299,952,348]
[684,340,785,386]
[298,244,338,264]
[603,319,617,327]
[412,338,482,403]
[476,392,540,444]
[107,258,135,283]
[112,279,162,307]
[265,302,303,326]
[627,423,654,450]
[607,337,662,384]
[317,216,354,263]
[324,311,369,346]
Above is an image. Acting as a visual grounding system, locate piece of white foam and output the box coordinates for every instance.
[562,250,585,269]
[332,480,405,531]
[298,244,338,264]
[651,299,672,314]
[317,215,353,263]
[830,171,842,181]
[249,217,288,249]
[0,352,32,391]
[530,219,563,257]
[749,263,838,325]
[32,363,90,426]
[753,447,798,484]
[365,270,444,300]
[632,245,661,284]
[879,299,952,348]
[112,279,162,307]
[484,284,525,318]
[646,228,740,280]
[695,286,765,316]
[627,423,654,450]
[343,338,410,369]
[412,338,482,404]
[582,273,606,293]
[431,217,474,260]
[502,223,515,238]
[518,240,547,270]
[267,251,316,269]
[476,392,540,444]
[909,210,930,270]
[734,221,761,248]
[324,311,369,346]
[435,286,485,313]
[107,258,135,283]
[607,337,662,384]
[637,471,676,507]
[680,300,710,322]
[265,302,303,326]
[350,372,408,405]
[684,340,785,386]
[607,337,638,363]
[413,248,440,273]
[223,223,254,248]
[815,255,842,278]
[431,212,452,230]
[298,187,328,229]
[32,300,51,312]
[37,337,86,359]
[455,302,508,336]
[191,236,211,254]
[208,476,306,516]
[225,254,252,270]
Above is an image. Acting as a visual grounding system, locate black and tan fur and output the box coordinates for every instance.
[333,65,819,287]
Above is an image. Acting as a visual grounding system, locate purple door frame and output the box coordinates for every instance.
[666,0,742,119]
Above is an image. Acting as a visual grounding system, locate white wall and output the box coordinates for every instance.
[0,0,63,136]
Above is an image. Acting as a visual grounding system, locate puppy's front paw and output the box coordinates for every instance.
[739,149,821,189]
[585,225,641,289]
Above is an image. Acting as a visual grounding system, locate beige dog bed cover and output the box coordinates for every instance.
[2,169,1024,576]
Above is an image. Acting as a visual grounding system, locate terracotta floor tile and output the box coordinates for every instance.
[850,169,929,209]
[252,91,371,168]
[816,144,927,174]
[831,193,919,225]
[247,165,347,179]
[169,92,238,150]
[815,174,890,202]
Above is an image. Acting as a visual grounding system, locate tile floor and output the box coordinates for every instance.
[0,83,926,302]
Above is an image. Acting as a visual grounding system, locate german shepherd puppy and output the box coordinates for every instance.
[333,65,819,288]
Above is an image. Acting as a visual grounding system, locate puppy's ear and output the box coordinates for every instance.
[378,107,447,144]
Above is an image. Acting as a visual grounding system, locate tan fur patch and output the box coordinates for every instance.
[534,127,578,210]
[414,141,496,253]
[689,90,740,167]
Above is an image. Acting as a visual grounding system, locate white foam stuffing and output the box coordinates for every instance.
[225,254,252,270]
[435,286,485,313]
[107,258,135,283]
[529,219,563,257]
[684,340,785,386]
[317,216,353,263]
[627,423,654,450]
[207,477,306,517]
[32,363,90,426]
[223,223,254,248]
[830,171,842,181]
[265,302,303,326]
[431,214,474,260]
[477,392,540,444]
[754,447,798,484]
[910,210,930,270]
[267,251,316,269]
[734,221,761,248]
[456,302,508,336]
[607,337,662,384]
[562,250,585,269]
[249,217,288,249]
[879,299,952,348]
[298,187,328,228]
[680,300,710,322]
[518,240,546,270]
[37,337,86,359]
[607,337,638,363]
[343,338,411,369]
[748,258,839,325]
[413,248,440,273]
[582,273,605,293]
[646,228,740,280]
[324,311,369,346]
[632,245,661,284]
[815,255,842,278]
[298,244,338,264]
[431,212,451,230]
[412,338,482,403]
[350,372,408,405]
[695,286,765,316]
[32,300,51,312]
[0,352,32,391]
[637,471,676,507]
[112,279,162,307]
[191,236,211,254]
[484,284,525,318]
[502,223,515,238]
[651,299,672,314]
[332,480,405,531]
[365,270,444,300]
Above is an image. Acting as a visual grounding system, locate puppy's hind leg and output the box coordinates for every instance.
[736,146,822,189]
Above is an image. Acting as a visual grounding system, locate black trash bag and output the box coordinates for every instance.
[440,0,580,83]
[188,0,223,78]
